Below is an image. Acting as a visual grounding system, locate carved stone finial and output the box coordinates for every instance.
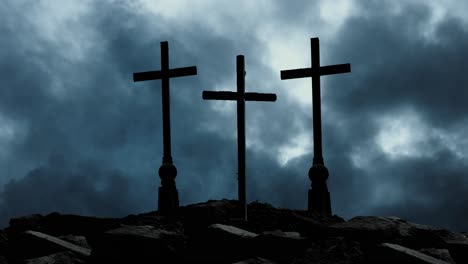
[159,162,177,182]
[308,163,329,184]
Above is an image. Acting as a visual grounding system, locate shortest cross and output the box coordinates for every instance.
[203,55,276,221]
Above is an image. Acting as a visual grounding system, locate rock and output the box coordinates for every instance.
[330,216,429,243]
[238,202,293,232]
[58,235,90,249]
[290,212,328,231]
[261,230,302,239]
[182,199,239,218]
[89,225,184,264]
[1,200,466,263]
[41,213,122,237]
[184,224,258,263]
[180,199,240,236]
[24,251,84,264]
[232,257,278,264]
[292,236,364,264]
[290,209,345,226]
[430,229,468,264]
[254,230,308,262]
[419,248,456,264]
[8,214,45,233]
[25,231,91,257]
[374,243,451,264]
[7,213,121,237]
[181,200,343,238]
[242,202,343,236]
[120,213,184,233]
[0,230,7,255]
[208,223,258,239]
[8,230,90,260]
[330,215,468,261]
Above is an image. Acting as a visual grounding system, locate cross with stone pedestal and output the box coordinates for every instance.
[280,37,351,216]
[133,41,197,214]
[203,55,277,221]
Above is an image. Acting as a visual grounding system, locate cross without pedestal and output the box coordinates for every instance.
[203,55,276,221]
[281,37,351,216]
[133,41,197,214]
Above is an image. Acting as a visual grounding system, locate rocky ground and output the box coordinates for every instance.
[0,199,467,263]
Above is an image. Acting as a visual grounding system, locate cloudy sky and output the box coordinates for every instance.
[1,0,467,231]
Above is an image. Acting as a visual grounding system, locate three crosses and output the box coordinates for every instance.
[133,38,351,220]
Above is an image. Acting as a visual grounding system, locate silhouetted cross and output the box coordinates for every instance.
[281,37,351,216]
[203,55,276,221]
[133,41,197,213]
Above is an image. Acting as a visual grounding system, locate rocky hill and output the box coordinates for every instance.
[0,199,467,263]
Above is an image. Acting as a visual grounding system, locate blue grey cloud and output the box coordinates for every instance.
[0,1,467,232]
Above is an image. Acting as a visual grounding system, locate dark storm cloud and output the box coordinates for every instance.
[369,148,468,232]
[0,2,158,226]
[319,1,468,231]
[272,0,321,25]
[0,155,136,225]
[0,1,305,228]
[1,0,467,233]
[329,1,468,125]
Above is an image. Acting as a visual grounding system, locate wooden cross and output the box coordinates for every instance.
[203,55,276,221]
[133,41,197,213]
[280,37,351,216]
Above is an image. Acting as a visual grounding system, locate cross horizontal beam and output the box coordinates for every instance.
[202,91,277,102]
[244,92,276,101]
[280,64,350,80]
[133,66,197,82]
[202,91,237,100]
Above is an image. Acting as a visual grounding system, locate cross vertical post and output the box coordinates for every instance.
[161,42,172,164]
[237,56,246,220]
[311,38,323,166]
[280,37,351,216]
[133,41,197,214]
[203,55,277,221]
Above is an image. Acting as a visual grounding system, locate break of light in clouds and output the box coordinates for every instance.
[0,0,467,232]
[376,107,435,160]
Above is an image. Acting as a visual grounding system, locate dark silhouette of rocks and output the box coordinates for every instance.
[23,251,84,264]
[1,199,467,263]
[377,243,452,264]
[419,248,456,264]
[8,230,90,260]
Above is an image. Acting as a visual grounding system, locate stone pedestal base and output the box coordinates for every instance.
[308,187,332,216]
[158,186,179,214]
